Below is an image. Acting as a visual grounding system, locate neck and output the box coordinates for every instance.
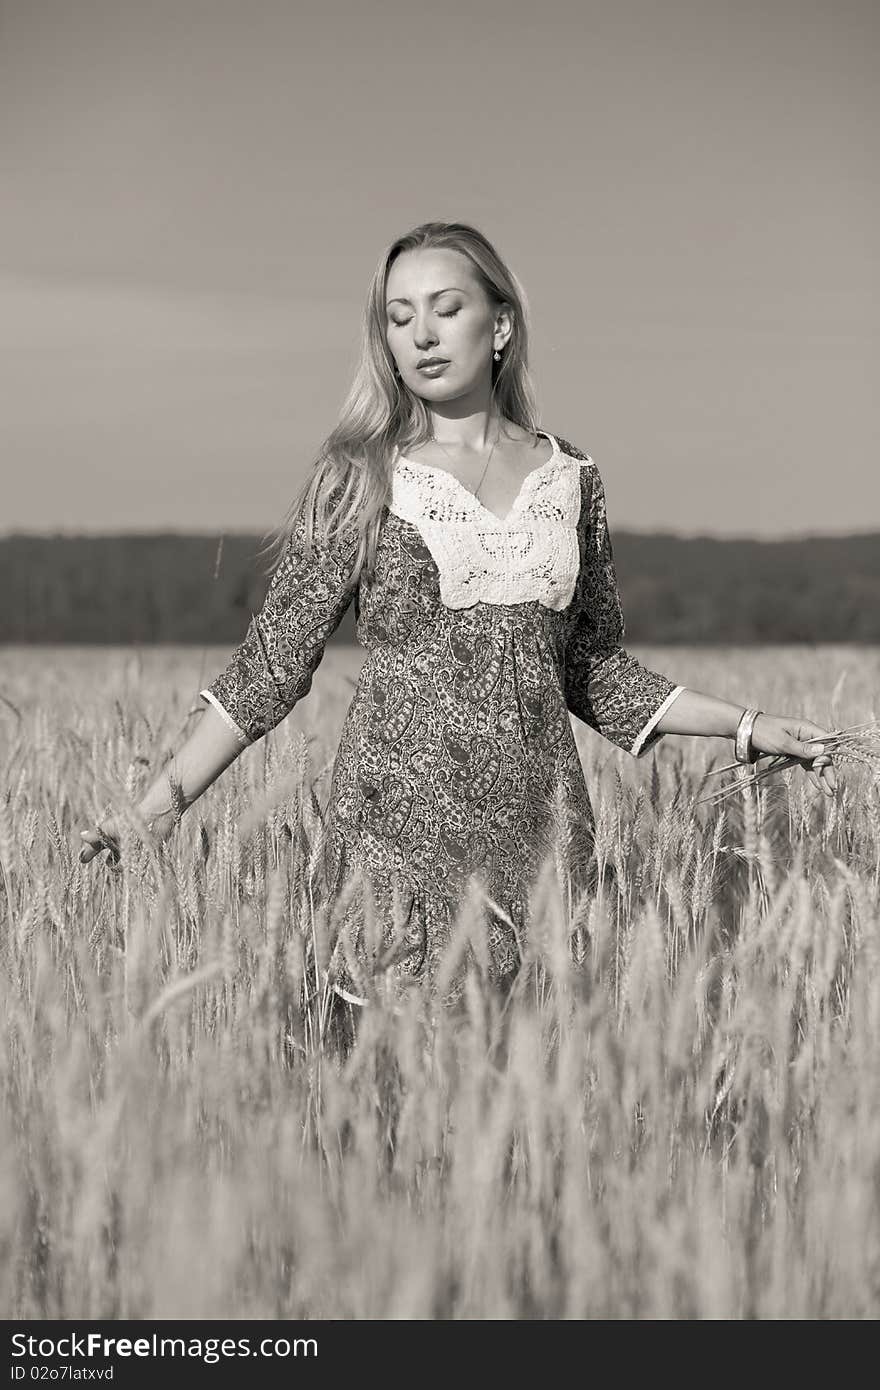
[427,380,500,450]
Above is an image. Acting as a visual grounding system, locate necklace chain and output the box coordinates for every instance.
[431,422,501,502]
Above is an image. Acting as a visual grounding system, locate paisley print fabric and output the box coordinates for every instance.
[200,431,685,1007]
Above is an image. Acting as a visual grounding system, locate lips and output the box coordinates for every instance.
[417,358,450,369]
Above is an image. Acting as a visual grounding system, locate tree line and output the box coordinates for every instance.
[1,531,878,645]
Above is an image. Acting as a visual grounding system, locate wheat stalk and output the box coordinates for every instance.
[695,720,880,808]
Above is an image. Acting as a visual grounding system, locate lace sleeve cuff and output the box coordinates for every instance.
[630,684,687,758]
[199,689,250,747]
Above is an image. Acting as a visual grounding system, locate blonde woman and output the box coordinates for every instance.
[79,220,836,1008]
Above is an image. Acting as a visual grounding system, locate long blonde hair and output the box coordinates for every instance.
[258,219,541,584]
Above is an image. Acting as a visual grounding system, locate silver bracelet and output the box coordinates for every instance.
[734,707,762,764]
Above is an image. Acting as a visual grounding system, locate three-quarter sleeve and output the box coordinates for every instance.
[564,459,685,758]
[199,495,358,746]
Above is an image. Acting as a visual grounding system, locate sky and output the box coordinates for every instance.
[1,0,877,538]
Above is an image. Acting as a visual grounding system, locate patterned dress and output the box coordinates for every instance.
[200,431,685,1006]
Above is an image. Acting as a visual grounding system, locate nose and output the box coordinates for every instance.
[412,317,439,352]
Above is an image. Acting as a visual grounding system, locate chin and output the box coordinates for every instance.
[412,374,473,394]
[411,381,458,398]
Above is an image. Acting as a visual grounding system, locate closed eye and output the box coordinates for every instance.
[390,308,460,327]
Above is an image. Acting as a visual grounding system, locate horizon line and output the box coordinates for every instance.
[1,526,878,545]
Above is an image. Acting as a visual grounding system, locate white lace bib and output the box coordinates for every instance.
[389,433,591,610]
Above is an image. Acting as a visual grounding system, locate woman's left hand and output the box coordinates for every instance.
[750,713,837,796]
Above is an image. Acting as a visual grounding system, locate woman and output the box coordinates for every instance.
[79,220,836,1008]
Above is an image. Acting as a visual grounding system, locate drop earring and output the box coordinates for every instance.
[493,349,501,361]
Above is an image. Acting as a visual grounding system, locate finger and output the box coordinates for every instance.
[798,737,826,759]
[79,828,119,863]
[799,720,833,741]
[810,754,836,793]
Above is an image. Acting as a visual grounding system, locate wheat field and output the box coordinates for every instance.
[1,642,879,1320]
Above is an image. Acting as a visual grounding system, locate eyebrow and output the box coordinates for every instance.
[386,286,468,307]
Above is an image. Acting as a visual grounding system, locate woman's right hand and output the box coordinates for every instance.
[79,813,121,865]
[78,806,179,865]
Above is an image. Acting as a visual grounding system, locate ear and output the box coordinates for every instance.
[494,303,514,350]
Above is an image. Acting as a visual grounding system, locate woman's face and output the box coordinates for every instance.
[384,247,508,400]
